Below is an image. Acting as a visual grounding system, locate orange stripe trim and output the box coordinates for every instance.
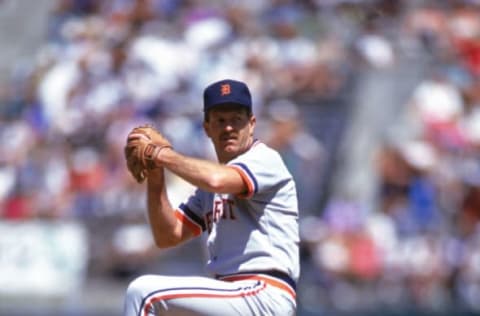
[221,274,296,301]
[228,165,254,199]
[174,209,202,236]
[142,283,267,316]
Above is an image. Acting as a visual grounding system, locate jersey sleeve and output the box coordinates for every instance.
[174,189,207,236]
[228,144,291,199]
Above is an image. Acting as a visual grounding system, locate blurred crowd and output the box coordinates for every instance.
[300,0,480,314]
[1,0,480,315]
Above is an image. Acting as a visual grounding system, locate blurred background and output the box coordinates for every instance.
[1,0,480,315]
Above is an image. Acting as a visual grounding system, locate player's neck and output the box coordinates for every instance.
[217,138,255,164]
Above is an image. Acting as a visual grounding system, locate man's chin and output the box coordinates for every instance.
[223,145,237,153]
[220,144,240,157]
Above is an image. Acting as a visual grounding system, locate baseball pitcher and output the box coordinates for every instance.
[123,79,300,316]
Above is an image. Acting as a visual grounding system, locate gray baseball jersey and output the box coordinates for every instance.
[176,140,300,281]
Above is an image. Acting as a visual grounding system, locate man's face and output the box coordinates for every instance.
[203,105,256,163]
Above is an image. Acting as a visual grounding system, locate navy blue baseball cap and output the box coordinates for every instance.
[203,79,252,112]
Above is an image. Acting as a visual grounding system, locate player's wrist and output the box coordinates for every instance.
[155,145,173,167]
[145,143,173,168]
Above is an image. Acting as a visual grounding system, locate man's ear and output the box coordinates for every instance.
[203,121,211,138]
[249,115,256,136]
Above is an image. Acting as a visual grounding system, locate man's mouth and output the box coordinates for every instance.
[221,134,237,142]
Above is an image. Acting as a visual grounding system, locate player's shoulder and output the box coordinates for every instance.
[234,139,285,165]
[252,139,280,154]
[230,139,294,179]
[243,139,280,159]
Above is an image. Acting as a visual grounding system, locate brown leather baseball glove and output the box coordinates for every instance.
[124,125,172,183]
[124,142,148,183]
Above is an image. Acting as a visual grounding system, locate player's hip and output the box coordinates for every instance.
[216,269,297,305]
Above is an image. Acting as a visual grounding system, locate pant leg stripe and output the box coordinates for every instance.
[219,274,296,301]
[139,281,266,316]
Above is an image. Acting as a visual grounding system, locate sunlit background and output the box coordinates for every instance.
[1,0,480,315]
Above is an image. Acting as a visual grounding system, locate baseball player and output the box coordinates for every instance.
[123,79,300,316]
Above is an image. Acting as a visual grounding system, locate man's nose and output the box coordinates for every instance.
[223,121,234,131]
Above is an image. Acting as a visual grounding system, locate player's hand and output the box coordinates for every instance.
[124,125,172,181]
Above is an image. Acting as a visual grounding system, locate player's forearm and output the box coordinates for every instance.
[157,148,243,194]
[146,169,183,248]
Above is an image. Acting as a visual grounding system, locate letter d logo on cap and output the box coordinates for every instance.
[221,84,231,96]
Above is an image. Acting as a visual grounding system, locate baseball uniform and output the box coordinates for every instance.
[123,139,300,316]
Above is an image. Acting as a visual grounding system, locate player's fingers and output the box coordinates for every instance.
[127,132,151,142]
[132,126,154,135]
[128,130,150,138]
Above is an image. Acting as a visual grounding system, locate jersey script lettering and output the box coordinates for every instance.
[205,197,236,233]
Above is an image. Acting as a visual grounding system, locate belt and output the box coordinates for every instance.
[216,270,297,301]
